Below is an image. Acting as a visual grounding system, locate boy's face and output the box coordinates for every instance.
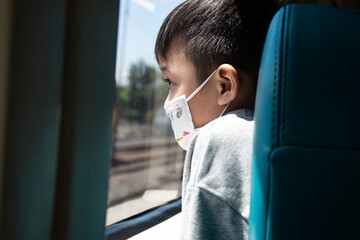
[159,41,224,128]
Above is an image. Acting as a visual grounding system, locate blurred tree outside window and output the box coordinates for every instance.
[106,0,185,226]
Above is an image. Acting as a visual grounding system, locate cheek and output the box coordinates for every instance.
[188,91,220,128]
[167,85,184,101]
[187,96,205,127]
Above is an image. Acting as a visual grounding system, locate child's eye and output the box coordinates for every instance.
[163,78,173,89]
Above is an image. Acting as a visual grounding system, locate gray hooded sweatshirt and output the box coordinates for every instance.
[181,109,254,240]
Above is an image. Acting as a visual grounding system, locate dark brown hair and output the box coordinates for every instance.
[155,0,278,83]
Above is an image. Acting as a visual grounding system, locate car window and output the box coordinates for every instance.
[106,0,185,226]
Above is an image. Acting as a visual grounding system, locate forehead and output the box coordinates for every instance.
[158,39,195,76]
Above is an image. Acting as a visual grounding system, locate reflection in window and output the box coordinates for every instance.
[106,0,185,226]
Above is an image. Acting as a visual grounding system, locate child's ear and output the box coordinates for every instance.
[216,64,239,106]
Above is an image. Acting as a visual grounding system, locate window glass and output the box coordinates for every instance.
[106,0,185,226]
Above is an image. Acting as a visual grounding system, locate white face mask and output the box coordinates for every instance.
[164,69,229,151]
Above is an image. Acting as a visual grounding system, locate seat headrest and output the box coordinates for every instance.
[256,3,360,150]
[250,4,360,239]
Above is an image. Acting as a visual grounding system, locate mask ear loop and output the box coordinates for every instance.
[186,69,217,102]
[219,102,230,117]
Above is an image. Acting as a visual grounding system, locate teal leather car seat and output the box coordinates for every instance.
[249,4,360,240]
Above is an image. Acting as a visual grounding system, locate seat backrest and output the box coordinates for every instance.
[249,4,360,240]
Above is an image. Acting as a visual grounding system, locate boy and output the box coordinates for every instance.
[155,0,277,239]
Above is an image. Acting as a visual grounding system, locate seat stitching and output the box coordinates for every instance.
[281,3,292,143]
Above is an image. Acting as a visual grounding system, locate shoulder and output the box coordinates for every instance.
[184,109,254,217]
[186,108,255,178]
[195,109,254,147]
